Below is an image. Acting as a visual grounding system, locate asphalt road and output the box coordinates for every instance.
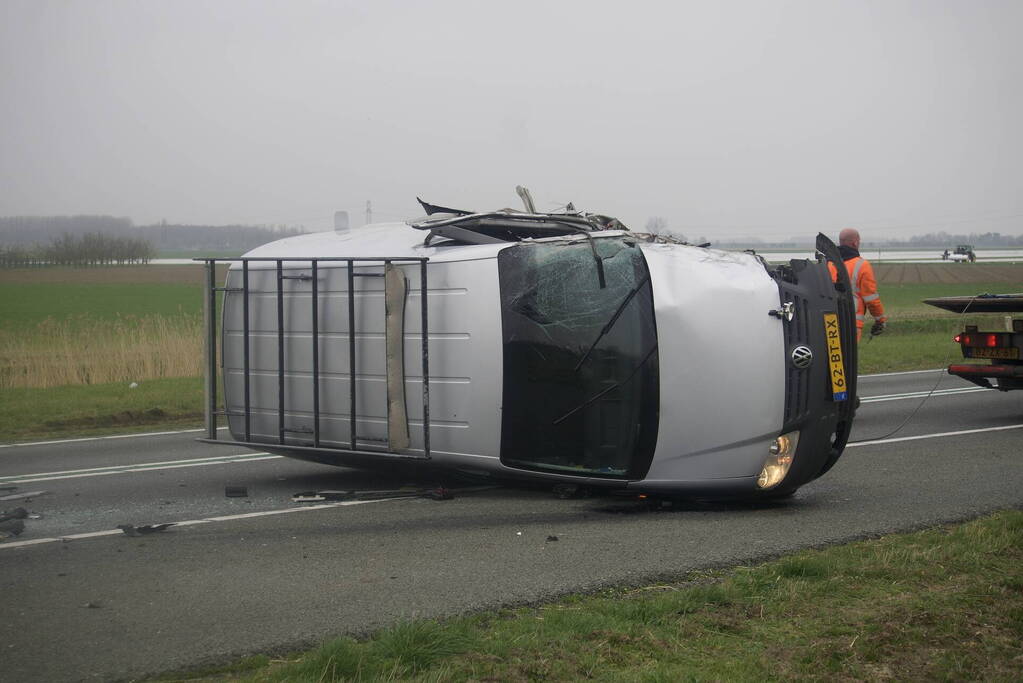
[2,370,1021,682]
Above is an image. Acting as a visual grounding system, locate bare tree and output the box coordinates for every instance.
[645,216,668,234]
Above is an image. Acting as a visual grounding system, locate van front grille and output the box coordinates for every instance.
[782,290,810,425]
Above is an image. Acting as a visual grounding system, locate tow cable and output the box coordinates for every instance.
[848,294,979,444]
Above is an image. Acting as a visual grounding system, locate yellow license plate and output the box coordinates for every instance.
[966,347,1020,360]
[823,313,848,401]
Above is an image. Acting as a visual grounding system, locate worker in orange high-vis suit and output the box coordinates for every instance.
[828,228,887,342]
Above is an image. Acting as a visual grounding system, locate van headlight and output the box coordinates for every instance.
[757,430,800,489]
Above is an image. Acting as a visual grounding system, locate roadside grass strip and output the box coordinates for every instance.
[0,376,207,443]
[169,510,1023,682]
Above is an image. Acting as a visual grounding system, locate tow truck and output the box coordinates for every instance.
[924,294,1023,390]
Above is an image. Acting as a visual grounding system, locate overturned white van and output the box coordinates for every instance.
[198,198,857,498]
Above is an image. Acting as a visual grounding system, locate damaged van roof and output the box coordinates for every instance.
[408,195,628,245]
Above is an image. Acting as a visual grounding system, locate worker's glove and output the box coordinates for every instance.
[870,320,887,337]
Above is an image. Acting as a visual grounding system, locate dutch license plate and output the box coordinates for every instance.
[966,347,1020,360]
[824,313,848,401]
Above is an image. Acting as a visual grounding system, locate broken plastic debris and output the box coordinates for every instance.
[117,523,175,537]
[552,484,579,499]
[425,487,453,500]
[0,519,26,539]
[0,490,47,502]
[292,491,330,503]
[292,487,458,504]
[546,535,559,542]
[0,507,28,522]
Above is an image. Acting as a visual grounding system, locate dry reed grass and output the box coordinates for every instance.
[0,314,203,389]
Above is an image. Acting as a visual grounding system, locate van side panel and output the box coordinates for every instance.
[220,258,504,461]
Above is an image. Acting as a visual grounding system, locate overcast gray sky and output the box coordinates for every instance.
[2,0,1020,241]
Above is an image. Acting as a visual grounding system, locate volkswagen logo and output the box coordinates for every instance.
[791,345,813,369]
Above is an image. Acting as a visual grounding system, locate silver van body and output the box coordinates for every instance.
[202,214,857,497]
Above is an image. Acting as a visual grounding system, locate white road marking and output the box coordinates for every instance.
[848,423,1023,448]
[0,497,401,551]
[858,368,946,378]
[0,452,280,484]
[0,426,227,449]
[862,386,989,403]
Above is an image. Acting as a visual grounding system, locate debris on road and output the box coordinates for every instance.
[292,486,458,503]
[0,518,25,540]
[552,484,580,499]
[224,485,248,498]
[0,507,29,522]
[292,491,347,502]
[546,535,559,542]
[425,487,453,500]
[0,490,47,502]
[0,508,29,540]
[117,523,175,537]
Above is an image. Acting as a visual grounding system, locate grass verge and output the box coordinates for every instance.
[160,510,1023,682]
[0,281,203,326]
[880,281,1022,318]
[0,377,207,442]
[1,313,204,389]
[857,315,994,375]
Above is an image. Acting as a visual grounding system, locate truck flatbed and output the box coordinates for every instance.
[923,293,1023,314]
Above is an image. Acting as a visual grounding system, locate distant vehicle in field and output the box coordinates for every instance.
[197,191,858,498]
[942,245,976,262]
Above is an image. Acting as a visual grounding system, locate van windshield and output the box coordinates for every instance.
[497,238,659,478]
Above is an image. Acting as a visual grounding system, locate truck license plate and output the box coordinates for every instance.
[824,313,848,401]
[966,347,1020,360]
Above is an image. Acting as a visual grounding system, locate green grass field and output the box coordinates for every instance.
[0,282,202,327]
[0,377,206,441]
[163,510,1023,682]
[882,282,1022,319]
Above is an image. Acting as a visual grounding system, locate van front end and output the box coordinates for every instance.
[631,233,856,497]
[756,234,857,496]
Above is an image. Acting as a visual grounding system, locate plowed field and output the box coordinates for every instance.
[875,263,1023,285]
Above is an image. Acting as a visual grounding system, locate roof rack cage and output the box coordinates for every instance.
[195,256,432,461]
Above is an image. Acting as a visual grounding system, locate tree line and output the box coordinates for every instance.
[0,232,155,267]
[0,215,306,252]
[895,231,1023,247]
